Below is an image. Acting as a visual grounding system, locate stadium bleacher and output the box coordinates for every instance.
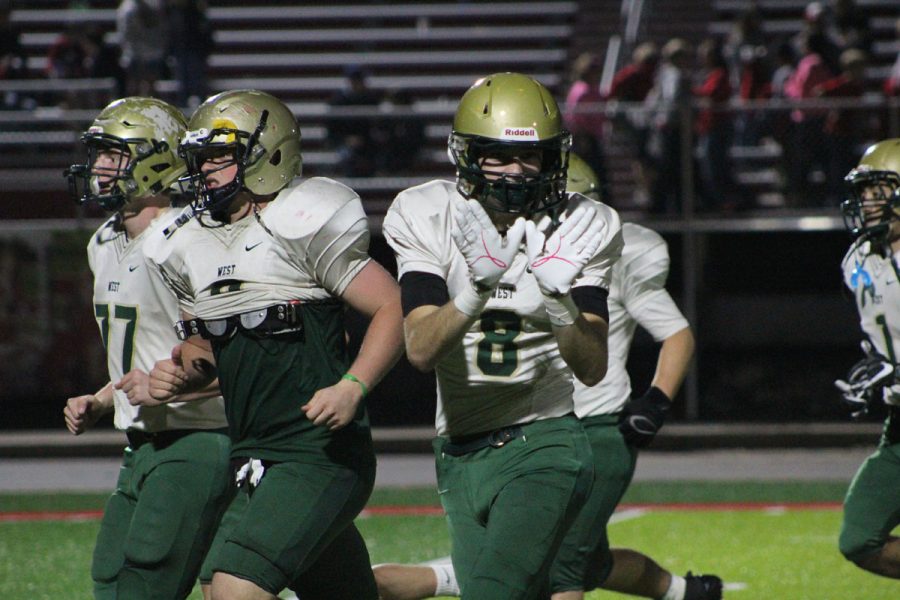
[1,1,579,220]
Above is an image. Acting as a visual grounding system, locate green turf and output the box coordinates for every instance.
[2,481,891,600]
[0,480,851,513]
[585,509,899,599]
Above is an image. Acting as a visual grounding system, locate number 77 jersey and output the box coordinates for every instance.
[87,214,226,432]
[384,180,622,437]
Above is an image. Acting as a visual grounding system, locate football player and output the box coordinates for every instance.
[834,138,900,579]
[382,72,622,599]
[374,154,722,600]
[63,97,232,600]
[141,89,403,599]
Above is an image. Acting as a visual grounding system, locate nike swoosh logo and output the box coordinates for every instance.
[437,489,450,495]
[128,265,139,272]
[245,242,262,251]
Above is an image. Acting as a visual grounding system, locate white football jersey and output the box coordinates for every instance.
[573,223,689,417]
[87,213,226,432]
[384,180,623,436]
[842,239,900,361]
[143,177,371,319]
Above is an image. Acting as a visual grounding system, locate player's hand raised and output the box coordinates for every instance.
[451,197,525,291]
[525,205,606,296]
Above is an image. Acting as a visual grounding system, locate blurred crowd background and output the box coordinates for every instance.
[1,0,898,430]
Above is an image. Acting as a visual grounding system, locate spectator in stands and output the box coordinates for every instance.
[166,0,213,108]
[769,41,798,204]
[793,2,842,74]
[0,5,29,110]
[564,52,609,200]
[46,21,124,108]
[694,38,736,212]
[829,0,873,56]
[45,24,94,108]
[607,42,659,208]
[723,7,766,90]
[374,89,425,175]
[734,44,772,146]
[814,48,870,205]
[884,18,900,97]
[327,65,383,177]
[646,38,693,215]
[771,41,797,99]
[784,31,834,205]
[82,26,126,100]
[117,0,167,96]
[608,42,659,103]
[46,25,89,80]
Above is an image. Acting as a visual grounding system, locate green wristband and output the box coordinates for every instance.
[342,373,369,398]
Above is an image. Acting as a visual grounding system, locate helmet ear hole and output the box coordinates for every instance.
[269,150,282,166]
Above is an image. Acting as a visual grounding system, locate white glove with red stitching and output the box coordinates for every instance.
[451,197,525,291]
[525,205,606,296]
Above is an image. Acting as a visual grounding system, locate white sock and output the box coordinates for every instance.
[660,574,687,600]
[430,561,460,596]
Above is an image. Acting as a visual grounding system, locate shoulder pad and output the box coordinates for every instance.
[143,209,188,266]
[841,238,869,271]
[89,216,121,250]
[263,177,364,240]
[393,179,456,210]
[621,223,666,256]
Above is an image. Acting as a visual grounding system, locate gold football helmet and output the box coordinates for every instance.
[841,139,900,245]
[566,153,601,201]
[66,97,187,211]
[449,72,571,217]
[179,89,302,218]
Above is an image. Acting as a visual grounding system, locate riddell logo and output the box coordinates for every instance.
[503,128,538,138]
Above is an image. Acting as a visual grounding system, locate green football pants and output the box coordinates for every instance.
[434,415,594,600]
[839,435,900,562]
[550,414,638,592]
[91,429,232,600]
[209,457,378,598]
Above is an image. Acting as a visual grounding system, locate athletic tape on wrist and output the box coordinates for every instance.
[543,293,580,327]
[453,282,492,317]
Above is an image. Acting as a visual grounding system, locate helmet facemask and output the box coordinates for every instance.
[65,97,187,214]
[67,133,167,212]
[450,133,571,218]
[179,110,269,223]
[841,168,900,247]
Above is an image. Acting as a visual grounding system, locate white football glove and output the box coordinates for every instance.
[451,197,525,291]
[525,205,606,296]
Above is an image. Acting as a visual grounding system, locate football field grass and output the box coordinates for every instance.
[1,482,896,599]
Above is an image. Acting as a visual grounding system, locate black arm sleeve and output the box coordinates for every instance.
[399,271,451,316]
[571,286,609,323]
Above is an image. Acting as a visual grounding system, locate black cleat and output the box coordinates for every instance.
[684,571,723,600]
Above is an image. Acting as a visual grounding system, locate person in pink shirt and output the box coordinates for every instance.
[565,52,608,200]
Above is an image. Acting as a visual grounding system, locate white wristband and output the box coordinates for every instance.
[543,293,580,327]
[453,282,492,317]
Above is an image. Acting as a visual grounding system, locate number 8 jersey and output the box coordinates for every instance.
[384,180,622,436]
[88,214,227,432]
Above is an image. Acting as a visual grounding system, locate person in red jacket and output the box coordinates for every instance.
[694,38,736,211]
[607,42,659,208]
